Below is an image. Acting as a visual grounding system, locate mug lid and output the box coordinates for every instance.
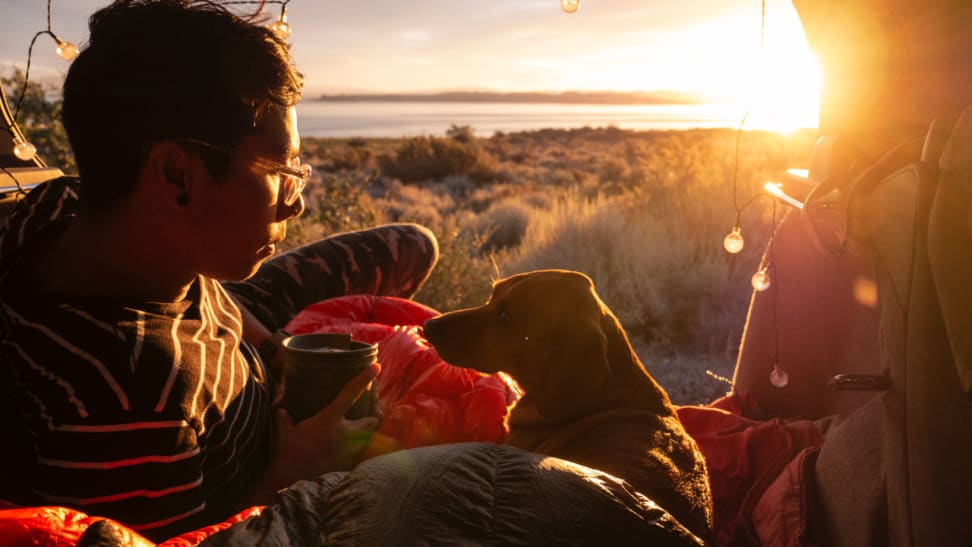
[281,332,377,357]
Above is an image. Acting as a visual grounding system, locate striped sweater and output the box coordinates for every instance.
[0,178,273,540]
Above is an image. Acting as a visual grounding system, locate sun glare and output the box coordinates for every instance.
[549,2,822,134]
[671,3,823,134]
[747,48,822,133]
[736,3,822,133]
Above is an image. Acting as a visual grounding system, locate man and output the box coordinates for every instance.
[0,0,437,541]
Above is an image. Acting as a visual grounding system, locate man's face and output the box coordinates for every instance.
[188,105,304,281]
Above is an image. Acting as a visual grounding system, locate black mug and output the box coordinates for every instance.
[280,332,378,423]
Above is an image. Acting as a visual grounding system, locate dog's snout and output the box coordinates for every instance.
[422,317,442,341]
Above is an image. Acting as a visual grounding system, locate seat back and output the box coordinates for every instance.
[813,106,972,547]
[733,106,972,545]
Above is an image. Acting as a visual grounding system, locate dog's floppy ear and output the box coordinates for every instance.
[535,310,612,421]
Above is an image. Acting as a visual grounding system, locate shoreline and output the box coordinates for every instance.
[300,125,817,142]
[294,101,774,139]
[314,90,712,105]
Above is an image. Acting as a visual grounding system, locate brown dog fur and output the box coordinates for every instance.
[423,269,713,539]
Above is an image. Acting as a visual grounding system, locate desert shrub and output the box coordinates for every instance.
[324,145,372,171]
[494,188,755,357]
[517,190,554,210]
[477,197,534,251]
[436,175,476,200]
[465,181,521,213]
[390,203,443,229]
[371,179,455,223]
[378,135,498,184]
[543,167,585,188]
[491,189,610,276]
[467,160,501,184]
[412,213,496,313]
[282,170,383,252]
[446,124,475,143]
[484,132,509,159]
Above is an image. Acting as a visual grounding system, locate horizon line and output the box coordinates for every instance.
[312,89,729,105]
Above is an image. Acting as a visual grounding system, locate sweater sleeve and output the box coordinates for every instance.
[223,223,438,331]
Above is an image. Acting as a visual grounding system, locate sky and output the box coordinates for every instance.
[0,0,821,128]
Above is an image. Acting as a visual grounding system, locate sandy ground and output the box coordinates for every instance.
[628,335,736,406]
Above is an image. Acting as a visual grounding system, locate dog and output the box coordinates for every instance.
[423,269,713,539]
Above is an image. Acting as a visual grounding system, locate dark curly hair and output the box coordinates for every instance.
[62,0,303,214]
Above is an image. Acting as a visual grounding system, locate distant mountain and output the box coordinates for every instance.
[316,90,708,105]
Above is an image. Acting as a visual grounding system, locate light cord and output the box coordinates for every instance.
[729,0,766,224]
[0,165,26,195]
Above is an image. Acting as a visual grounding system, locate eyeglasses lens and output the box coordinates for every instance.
[281,157,310,207]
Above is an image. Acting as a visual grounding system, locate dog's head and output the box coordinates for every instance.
[423,269,615,420]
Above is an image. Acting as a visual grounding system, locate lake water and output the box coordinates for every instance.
[297,101,752,138]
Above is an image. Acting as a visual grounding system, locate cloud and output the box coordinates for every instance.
[400,57,434,65]
[396,29,434,45]
[1,0,810,101]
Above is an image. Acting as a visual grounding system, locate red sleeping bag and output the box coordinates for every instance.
[678,394,824,546]
[0,500,261,547]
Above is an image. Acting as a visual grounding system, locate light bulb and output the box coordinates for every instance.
[751,267,771,291]
[770,364,789,388]
[269,15,291,40]
[723,227,744,254]
[56,40,79,61]
[560,0,580,13]
[13,139,36,161]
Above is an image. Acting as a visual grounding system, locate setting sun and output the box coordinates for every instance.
[672,5,823,133]
[744,46,822,133]
[531,1,822,133]
[744,23,822,133]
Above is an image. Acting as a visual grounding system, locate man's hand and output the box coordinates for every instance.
[240,363,381,507]
[273,363,381,475]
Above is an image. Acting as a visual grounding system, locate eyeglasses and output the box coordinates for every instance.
[175,138,312,207]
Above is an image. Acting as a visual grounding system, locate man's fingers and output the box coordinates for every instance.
[346,416,380,431]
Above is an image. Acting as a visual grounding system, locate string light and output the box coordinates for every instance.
[723,226,744,254]
[12,137,37,161]
[701,0,799,395]
[560,0,580,13]
[54,37,79,61]
[751,266,771,291]
[722,0,765,255]
[268,4,291,39]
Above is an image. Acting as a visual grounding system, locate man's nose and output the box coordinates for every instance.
[277,194,304,221]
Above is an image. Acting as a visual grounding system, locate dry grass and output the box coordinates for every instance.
[286,126,817,405]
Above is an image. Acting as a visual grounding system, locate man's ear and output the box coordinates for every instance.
[141,141,192,209]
